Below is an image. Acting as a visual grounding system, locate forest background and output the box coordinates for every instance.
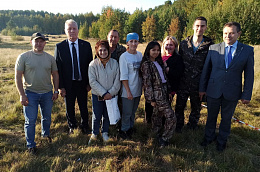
[0,0,260,171]
[0,0,259,45]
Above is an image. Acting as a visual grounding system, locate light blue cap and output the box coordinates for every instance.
[126,32,139,43]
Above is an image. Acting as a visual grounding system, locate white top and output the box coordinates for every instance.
[88,58,120,97]
[119,51,142,98]
[153,61,167,83]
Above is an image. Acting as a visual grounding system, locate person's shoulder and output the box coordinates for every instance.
[120,51,128,57]
[43,51,54,58]
[56,39,67,46]
[208,42,222,51]
[203,35,214,44]
[78,39,91,45]
[117,44,126,50]
[109,58,118,64]
[137,51,142,56]
[239,42,253,50]
[19,50,33,58]
[180,36,190,45]
[89,58,97,66]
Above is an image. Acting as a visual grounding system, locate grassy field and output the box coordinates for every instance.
[0,35,259,172]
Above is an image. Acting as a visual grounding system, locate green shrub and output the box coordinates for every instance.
[11,35,24,41]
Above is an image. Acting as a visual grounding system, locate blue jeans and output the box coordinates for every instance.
[91,94,110,135]
[24,90,53,148]
[121,96,140,132]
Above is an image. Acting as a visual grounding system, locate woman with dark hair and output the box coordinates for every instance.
[88,40,120,144]
[140,41,176,148]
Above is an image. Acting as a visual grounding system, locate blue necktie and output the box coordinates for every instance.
[227,46,232,67]
[72,43,79,80]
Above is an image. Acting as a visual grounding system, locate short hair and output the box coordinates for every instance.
[161,36,179,56]
[65,19,78,29]
[223,22,241,32]
[194,16,207,25]
[95,40,110,58]
[108,29,120,38]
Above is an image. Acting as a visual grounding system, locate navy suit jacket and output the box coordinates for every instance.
[199,42,254,101]
[55,39,93,91]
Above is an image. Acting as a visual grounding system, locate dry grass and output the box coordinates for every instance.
[0,35,259,172]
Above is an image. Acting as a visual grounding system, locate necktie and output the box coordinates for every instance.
[227,46,232,67]
[72,43,79,80]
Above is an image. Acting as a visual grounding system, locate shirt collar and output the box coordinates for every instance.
[225,40,238,49]
[68,39,78,45]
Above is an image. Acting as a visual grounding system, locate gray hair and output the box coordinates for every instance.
[65,19,78,29]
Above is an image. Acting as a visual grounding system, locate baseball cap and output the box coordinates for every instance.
[31,32,46,41]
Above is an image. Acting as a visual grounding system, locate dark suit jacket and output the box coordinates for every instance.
[199,42,254,101]
[55,39,93,91]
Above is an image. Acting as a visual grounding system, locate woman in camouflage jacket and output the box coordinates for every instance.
[140,41,176,148]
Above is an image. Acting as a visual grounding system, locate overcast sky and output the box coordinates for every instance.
[1,0,168,15]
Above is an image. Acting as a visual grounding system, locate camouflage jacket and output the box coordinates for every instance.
[111,43,126,62]
[141,60,171,104]
[178,35,213,91]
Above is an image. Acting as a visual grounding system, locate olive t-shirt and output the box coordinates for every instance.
[15,50,58,93]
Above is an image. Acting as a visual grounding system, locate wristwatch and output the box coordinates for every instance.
[54,90,59,94]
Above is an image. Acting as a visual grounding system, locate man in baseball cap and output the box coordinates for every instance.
[15,32,59,154]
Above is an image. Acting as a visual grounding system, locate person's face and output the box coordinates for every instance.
[193,20,207,37]
[149,45,160,61]
[65,22,79,42]
[31,38,46,53]
[107,31,119,47]
[164,40,175,55]
[127,39,139,51]
[98,45,108,59]
[223,25,241,45]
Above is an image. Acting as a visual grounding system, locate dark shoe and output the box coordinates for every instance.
[69,128,74,134]
[187,122,198,130]
[200,138,213,147]
[28,147,37,155]
[43,136,52,143]
[119,130,127,140]
[126,128,134,139]
[81,127,90,135]
[175,127,183,133]
[216,142,226,152]
[158,137,169,148]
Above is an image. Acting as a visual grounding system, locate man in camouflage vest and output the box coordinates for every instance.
[107,30,126,62]
[175,16,214,133]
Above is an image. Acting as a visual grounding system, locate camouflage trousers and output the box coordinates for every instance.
[175,90,201,129]
[152,84,176,141]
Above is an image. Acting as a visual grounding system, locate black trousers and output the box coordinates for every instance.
[175,90,201,128]
[145,102,153,124]
[65,81,89,129]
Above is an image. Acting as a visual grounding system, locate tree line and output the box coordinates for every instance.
[0,0,259,44]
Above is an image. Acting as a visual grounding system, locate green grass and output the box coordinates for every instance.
[0,35,260,171]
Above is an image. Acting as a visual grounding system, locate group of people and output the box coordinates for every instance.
[15,16,254,154]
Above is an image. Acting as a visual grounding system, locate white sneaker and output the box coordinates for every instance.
[88,134,97,145]
[102,132,109,142]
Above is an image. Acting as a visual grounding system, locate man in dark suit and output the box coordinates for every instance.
[199,22,254,151]
[55,19,93,134]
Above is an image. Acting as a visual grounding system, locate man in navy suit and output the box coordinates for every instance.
[55,19,93,134]
[199,22,254,151]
